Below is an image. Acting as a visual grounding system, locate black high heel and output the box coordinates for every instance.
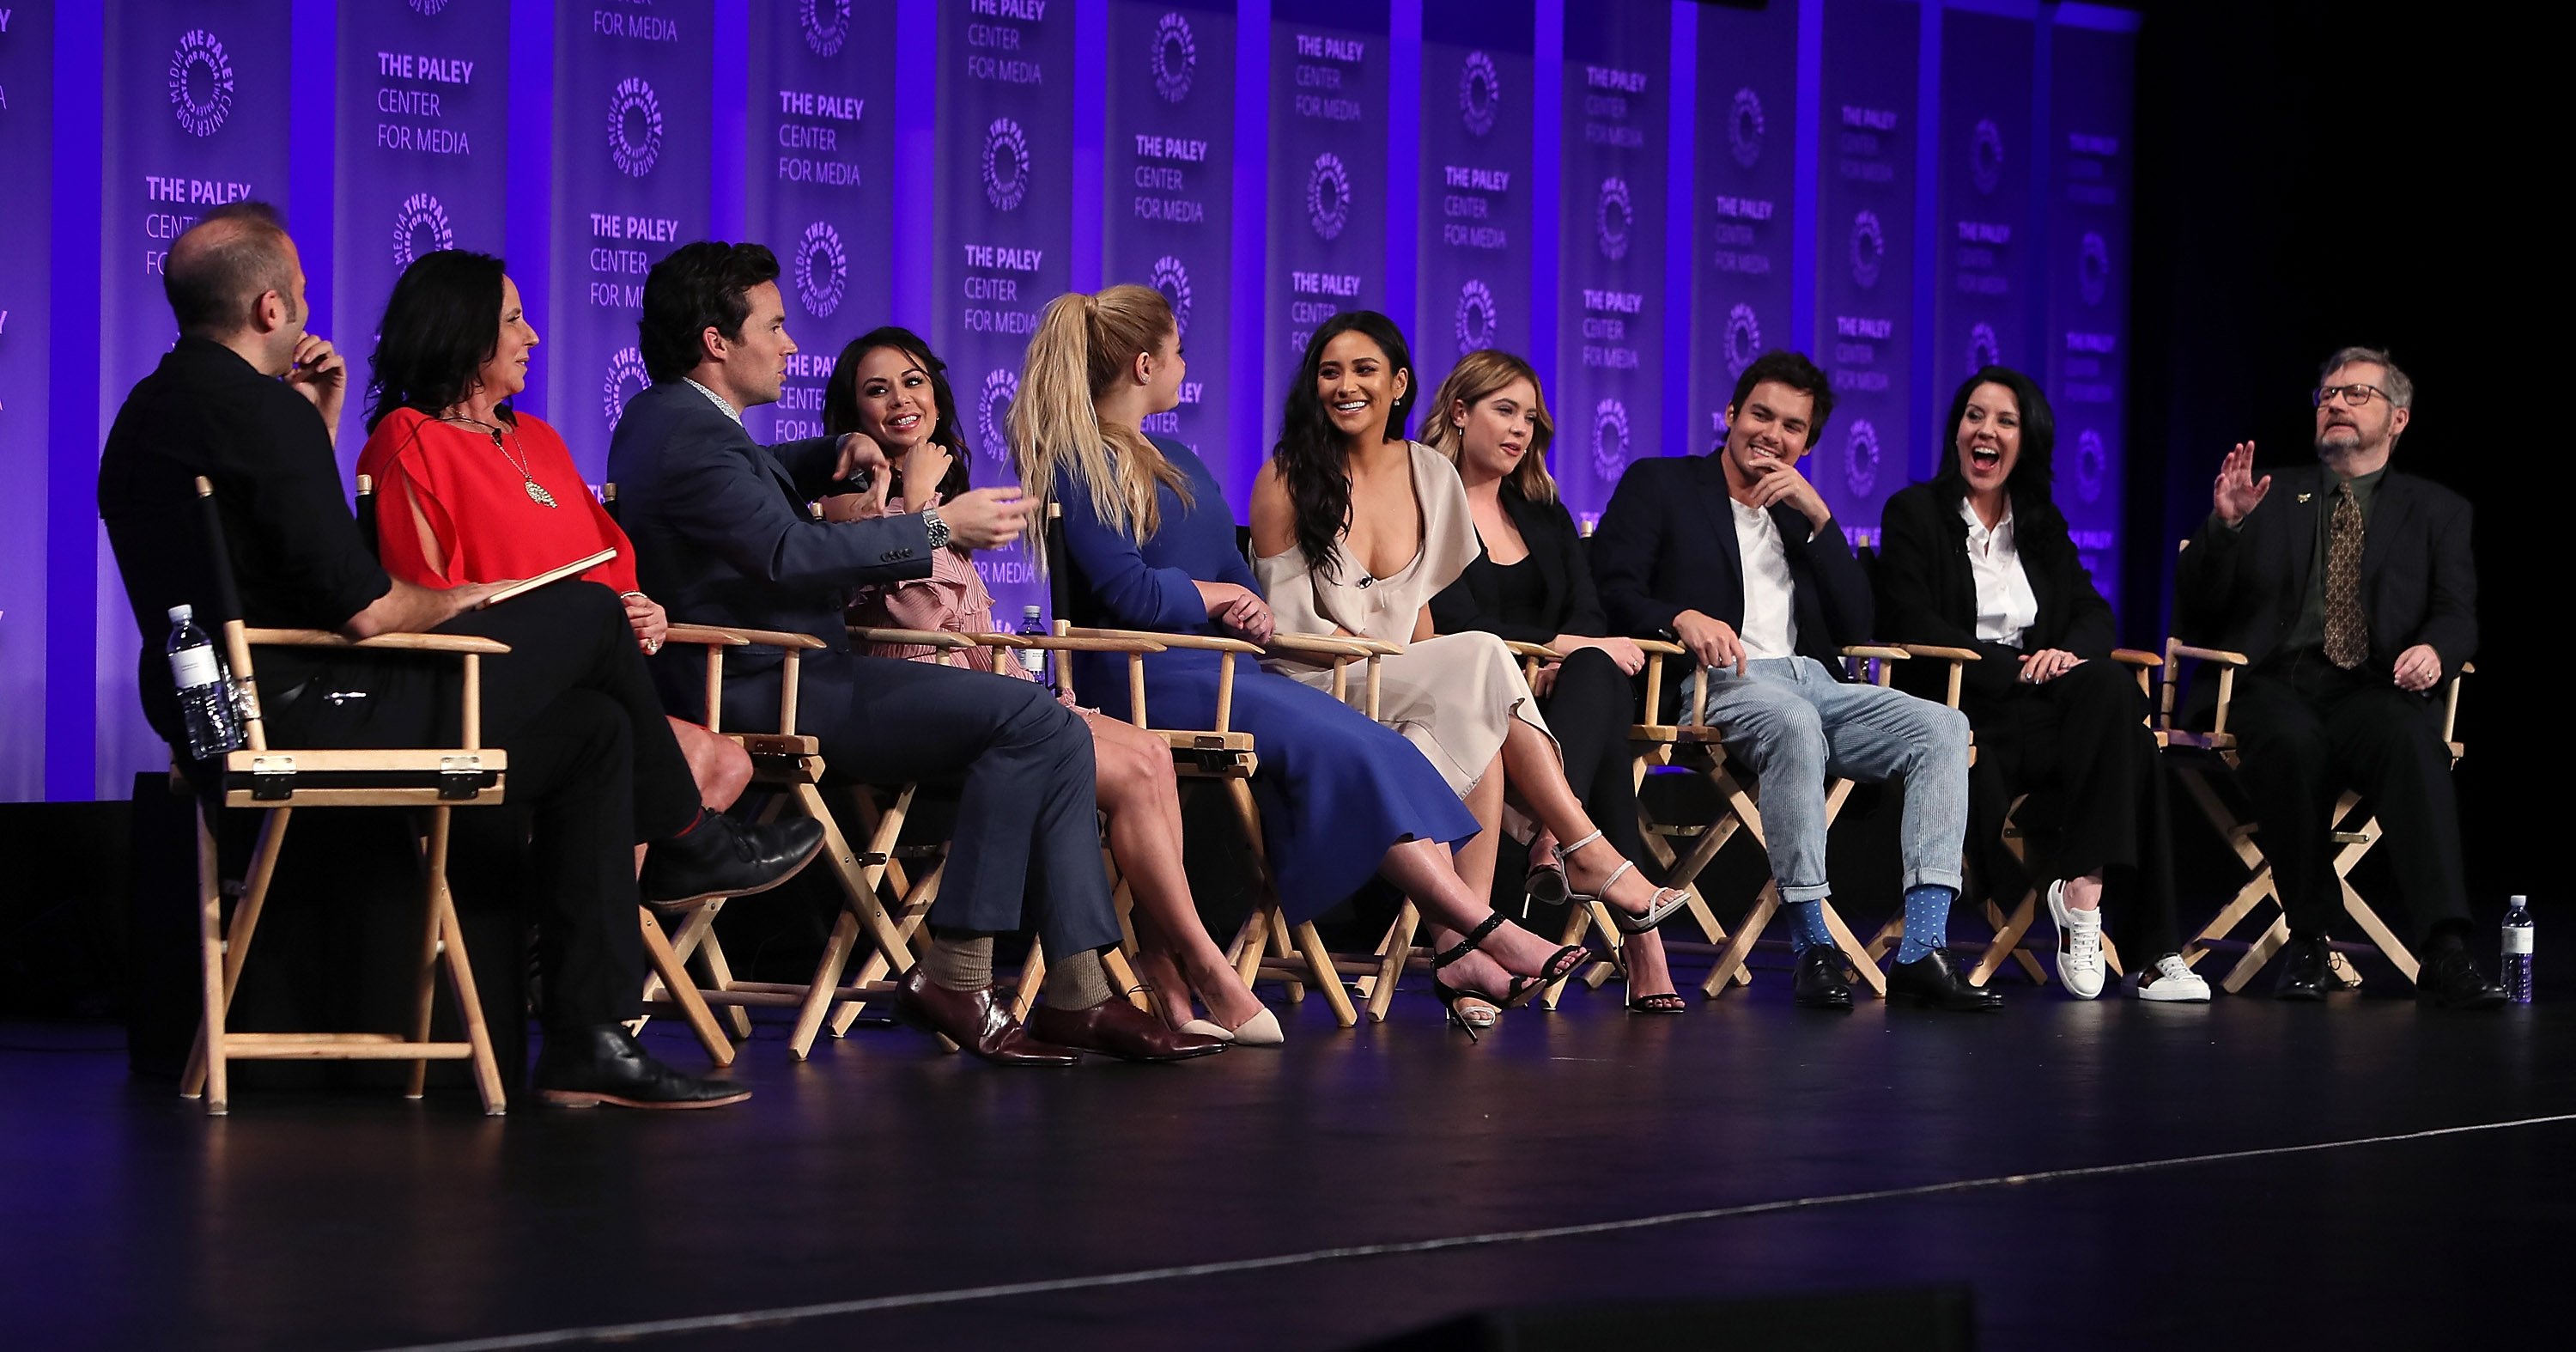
[1429,916,1586,1039]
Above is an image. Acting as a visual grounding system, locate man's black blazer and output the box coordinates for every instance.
[606,380,936,681]
[1874,481,2115,709]
[2176,462,2476,678]
[1431,484,1610,642]
[1590,450,1873,671]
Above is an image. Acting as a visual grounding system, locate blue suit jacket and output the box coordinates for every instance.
[1589,451,1874,673]
[606,380,936,681]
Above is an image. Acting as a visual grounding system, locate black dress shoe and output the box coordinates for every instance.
[532,1024,751,1109]
[2274,935,2335,1002]
[1889,949,2003,1011]
[1793,946,1854,1010]
[2419,947,2508,1010]
[1026,997,1229,1062]
[641,814,826,909]
[891,969,1081,1066]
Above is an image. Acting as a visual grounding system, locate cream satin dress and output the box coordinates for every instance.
[1256,441,1553,795]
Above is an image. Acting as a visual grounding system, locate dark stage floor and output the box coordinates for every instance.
[4,965,2568,1351]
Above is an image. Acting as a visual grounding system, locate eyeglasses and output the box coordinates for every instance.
[2313,383,2391,408]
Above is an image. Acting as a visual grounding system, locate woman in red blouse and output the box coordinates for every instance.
[355,250,750,809]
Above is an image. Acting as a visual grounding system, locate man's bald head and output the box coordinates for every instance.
[165,201,301,339]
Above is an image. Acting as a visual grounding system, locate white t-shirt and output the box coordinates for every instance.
[1959,497,2038,648]
[1729,498,1801,660]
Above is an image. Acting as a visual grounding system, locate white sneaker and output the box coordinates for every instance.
[2045,880,2106,1000]
[2133,952,2213,1003]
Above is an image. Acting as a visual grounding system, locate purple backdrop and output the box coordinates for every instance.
[1689,0,1801,472]
[548,0,713,480]
[934,0,1073,624]
[1416,0,1534,394]
[0,1,52,799]
[1813,0,1916,548]
[332,0,512,467]
[1267,0,1388,438]
[2047,18,2135,610]
[1106,0,1236,467]
[1930,9,2032,471]
[743,0,898,446]
[1552,0,1668,525]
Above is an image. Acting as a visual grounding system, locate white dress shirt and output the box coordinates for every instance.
[1730,498,1801,660]
[1959,497,2039,648]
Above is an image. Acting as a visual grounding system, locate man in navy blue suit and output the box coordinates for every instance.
[1591,350,1990,1011]
[607,242,1221,1063]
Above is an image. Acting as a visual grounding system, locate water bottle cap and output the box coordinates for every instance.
[167,604,193,624]
[1023,604,1042,616]
[2511,894,2530,904]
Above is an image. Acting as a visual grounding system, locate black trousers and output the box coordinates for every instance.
[720,649,1122,959]
[1543,647,1649,868]
[259,582,699,1030]
[2230,650,2468,943]
[1968,658,2179,959]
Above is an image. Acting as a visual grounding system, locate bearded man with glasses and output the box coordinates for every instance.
[2178,346,2502,1007]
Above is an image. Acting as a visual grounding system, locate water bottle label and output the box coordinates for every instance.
[1017,649,1046,674]
[2504,929,2534,956]
[171,644,221,689]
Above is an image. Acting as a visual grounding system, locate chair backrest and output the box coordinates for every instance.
[191,477,269,754]
[354,474,380,560]
[601,481,622,524]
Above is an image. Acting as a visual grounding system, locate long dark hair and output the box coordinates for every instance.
[1271,310,1418,574]
[823,326,972,507]
[1932,365,2057,516]
[364,249,509,433]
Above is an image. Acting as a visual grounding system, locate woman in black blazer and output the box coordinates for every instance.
[1877,367,2205,1002]
[1425,350,1679,1013]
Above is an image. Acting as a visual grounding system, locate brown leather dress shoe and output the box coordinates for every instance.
[892,969,1080,1066]
[1026,997,1230,1063]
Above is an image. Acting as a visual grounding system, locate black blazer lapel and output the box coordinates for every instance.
[1691,454,1747,591]
[2359,470,2416,596]
[2279,464,2323,600]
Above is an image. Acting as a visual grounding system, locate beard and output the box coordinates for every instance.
[2313,422,2379,458]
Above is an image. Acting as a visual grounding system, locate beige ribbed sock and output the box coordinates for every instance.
[1041,948,1115,1010]
[920,931,994,993]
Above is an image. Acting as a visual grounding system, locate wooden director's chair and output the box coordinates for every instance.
[2158,638,2474,994]
[355,476,737,1066]
[182,477,509,1115]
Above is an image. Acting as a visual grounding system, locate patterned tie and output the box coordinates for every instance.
[2324,482,2366,669]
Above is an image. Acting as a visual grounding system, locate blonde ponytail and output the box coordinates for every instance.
[1012,284,1194,551]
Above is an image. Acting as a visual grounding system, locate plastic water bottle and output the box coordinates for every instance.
[1016,605,1048,681]
[167,604,244,759]
[2502,894,2534,1004]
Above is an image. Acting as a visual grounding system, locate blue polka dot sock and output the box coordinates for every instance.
[1783,899,1833,953]
[1895,885,1956,965]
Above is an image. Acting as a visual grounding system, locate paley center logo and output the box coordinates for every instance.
[1967,322,2001,374]
[1971,117,2005,196]
[1151,255,1194,338]
[1728,88,1765,169]
[1152,12,1197,104]
[2079,231,2110,306]
[169,30,236,139]
[1596,178,1632,262]
[1455,280,1498,353]
[603,347,652,432]
[609,77,665,179]
[1849,210,1885,289]
[408,0,453,15]
[802,0,853,58]
[1843,418,1880,498]
[1723,303,1762,377]
[392,193,455,269]
[1459,52,1501,137]
[984,118,1030,211]
[1591,399,1631,484]
[1308,153,1352,241]
[2075,429,2107,503]
[978,369,1019,466]
[794,222,848,319]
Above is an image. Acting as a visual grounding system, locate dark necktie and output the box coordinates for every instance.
[2324,482,2366,669]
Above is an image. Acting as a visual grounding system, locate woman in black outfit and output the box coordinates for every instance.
[1425,350,1680,1013]
[1876,366,2206,1002]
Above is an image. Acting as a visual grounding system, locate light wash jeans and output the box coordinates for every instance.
[1698,656,1970,903]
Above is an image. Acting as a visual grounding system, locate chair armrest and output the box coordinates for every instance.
[989,633,1170,654]
[2111,649,2163,667]
[1503,640,1564,661]
[2458,661,2476,675]
[1064,628,1264,655]
[1896,643,1981,661]
[1841,644,1910,661]
[847,625,978,651]
[1631,638,1690,656]
[242,628,511,655]
[1267,631,1402,658]
[661,624,750,649]
[2168,643,2251,667]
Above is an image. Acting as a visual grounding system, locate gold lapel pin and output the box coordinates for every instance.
[2296,492,2313,503]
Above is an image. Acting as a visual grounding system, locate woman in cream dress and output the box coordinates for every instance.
[1250,313,1689,1021]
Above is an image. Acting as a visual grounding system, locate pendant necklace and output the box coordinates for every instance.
[445,413,557,509]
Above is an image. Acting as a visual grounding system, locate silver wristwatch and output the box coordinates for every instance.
[921,507,951,551]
